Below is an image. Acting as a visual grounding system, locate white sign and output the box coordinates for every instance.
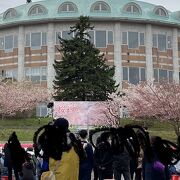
[53,101,107,125]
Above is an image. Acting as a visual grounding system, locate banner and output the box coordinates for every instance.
[53,101,107,125]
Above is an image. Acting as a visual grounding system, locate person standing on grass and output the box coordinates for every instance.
[4,132,29,180]
[78,129,94,180]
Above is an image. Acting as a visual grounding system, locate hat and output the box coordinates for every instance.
[53,118,69,131]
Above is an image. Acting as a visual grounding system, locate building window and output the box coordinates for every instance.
[153,69,173,82]
[140,68,146,81]
[108,31,113,44]
[129,67,139,85]
[168,71,173,83]
[5,69,17,81]
[154,7,168,17]
[152,34,170,51]
[128,32,138,49]
[124,3,141,14]
[167,36,172,49]
[57,30,113,48]
[3,8,17,19]
[122,32,127,45]
[0,37,4,50]
[123,67,146,85]
[31,32,41,48]
[25,67,47,84]
[122,32,144,48]
[55,31,74,44]
[96,31,106,47]
[139,33,145,46]
[0,34,18,52]
[56,32,61,44]
[159,69,167,80]
[41,67,47,81]
[91,1,111,12]
[5,35,13,52]
[42,32,47,46]
[36,103,47,117]
[25,32,47,49]
[153,34,157,47]
[62,31,73,40]
[158,34,166,51]
[154,69,158,82]
[88,30,113,48]
[28,5,47,16]
[89,31,94,44]
[123,67,128,80]
[14,35,18,48]
[58,2,77,12]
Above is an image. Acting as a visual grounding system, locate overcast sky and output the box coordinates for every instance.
[0,0,179,14]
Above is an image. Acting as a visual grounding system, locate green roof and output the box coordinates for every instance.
[0,0,180,28]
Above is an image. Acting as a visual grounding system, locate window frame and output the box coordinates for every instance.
[123,67,146,84]
[88,30,113,48]
[122,31,144,49]
[25,32,47,49]
[58,2,78,13]
[153,68,173,82]
[153,6,168,17]
[123,2,142,14]
[3,8,17,20]
[28,4,47,16]
[152,34,169,52]
[24,66,47,84]
[90,1,111,13]
[4,35,14,52]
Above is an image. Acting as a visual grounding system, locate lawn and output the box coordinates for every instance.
[0,117,177,143]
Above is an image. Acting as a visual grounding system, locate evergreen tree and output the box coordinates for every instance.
[53,16,117,101]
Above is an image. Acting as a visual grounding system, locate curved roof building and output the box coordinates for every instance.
[0,0,180,91]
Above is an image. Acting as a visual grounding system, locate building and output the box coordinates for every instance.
[0,0,180,115]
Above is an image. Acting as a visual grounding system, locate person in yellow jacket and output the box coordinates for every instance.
[34,118,84,180]
[49,146,79,180]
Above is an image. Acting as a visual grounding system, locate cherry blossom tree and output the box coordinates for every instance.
[124,81,180,136]
[0,81,51,118]
[91,94,124,127]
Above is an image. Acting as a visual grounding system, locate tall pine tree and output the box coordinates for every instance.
[53,16,117,101]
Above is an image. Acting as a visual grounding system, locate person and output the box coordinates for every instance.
[93,136,101,180]
[34,118,83,180]
[4,132,29,180]
[78,129,94,180]
[134,130,147,180]
[21,160,36,180]
[112,146,132,180]
[94,131,113,180]
[111,128,132,180]
[142,136,171,180]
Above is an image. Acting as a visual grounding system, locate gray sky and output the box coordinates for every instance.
[0,0,179,14]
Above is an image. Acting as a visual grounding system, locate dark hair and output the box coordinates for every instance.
[78,130,88,139]
[100,131,110,142]
[33,118,85,161]
[151,136,172,165]
[33,120,71,160]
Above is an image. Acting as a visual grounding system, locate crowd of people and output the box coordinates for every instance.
[0,118,179,180]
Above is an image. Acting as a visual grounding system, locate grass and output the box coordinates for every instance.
[0,117,178,143]
[0,117,51,142]
[120,118,177,143]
